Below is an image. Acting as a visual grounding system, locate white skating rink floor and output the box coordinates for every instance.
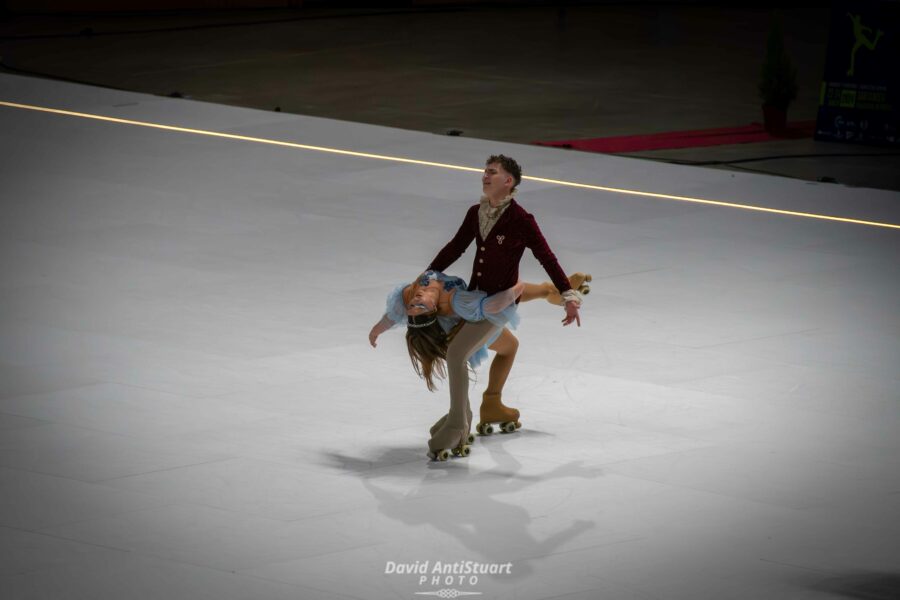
[1,73,899,600]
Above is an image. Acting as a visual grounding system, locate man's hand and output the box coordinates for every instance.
[562,300,581,327]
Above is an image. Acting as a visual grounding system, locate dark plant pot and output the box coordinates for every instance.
[762,104,787,134]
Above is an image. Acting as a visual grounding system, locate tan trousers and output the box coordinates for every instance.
[427,320,499,452]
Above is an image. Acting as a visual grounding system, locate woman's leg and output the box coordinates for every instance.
[478,328,521,431]
[432,326,520,435]
[486,328,519,395]
[520,274,592,305]
[478,328,522,432]
[519,282,555,303]
[428,320,497,455]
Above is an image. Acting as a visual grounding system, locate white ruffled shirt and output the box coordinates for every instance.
[478,194,514,240]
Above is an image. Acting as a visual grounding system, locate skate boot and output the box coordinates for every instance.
[545,272,592,306]
[429,402,475,446]
[476,392,521,435]
[427,408,473,461]
[427,423,473,461]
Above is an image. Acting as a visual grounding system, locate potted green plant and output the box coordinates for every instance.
[758,15,798,134]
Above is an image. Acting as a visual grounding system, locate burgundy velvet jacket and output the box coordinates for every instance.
[428,199,572,297]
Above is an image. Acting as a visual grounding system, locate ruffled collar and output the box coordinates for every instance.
[479,194,514,217]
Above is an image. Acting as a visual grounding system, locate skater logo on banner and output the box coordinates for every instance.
[384,560,514,596]
[815,0,899,146]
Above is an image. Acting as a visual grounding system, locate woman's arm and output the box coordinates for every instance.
[369,314,395,348]
[481,281,526,314]
[371,283,415,347]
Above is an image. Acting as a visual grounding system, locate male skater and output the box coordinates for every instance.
[426,154,583,457]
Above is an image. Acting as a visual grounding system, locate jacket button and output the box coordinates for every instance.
[478,259,484,263]
[476,272,482,277]
[480,247,485,251]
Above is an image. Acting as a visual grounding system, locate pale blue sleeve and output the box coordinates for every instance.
[451,290,520,331]
[384,284,409,327]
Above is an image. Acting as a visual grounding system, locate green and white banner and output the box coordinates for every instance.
[815,0,899,146]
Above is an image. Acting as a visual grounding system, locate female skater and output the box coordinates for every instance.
[368,269,589,459]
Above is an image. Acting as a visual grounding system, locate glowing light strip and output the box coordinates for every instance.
[2,100,898,230]
[522,175,900,229]
[0,100,481,173]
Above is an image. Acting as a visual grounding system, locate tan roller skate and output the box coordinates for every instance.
[476,392,521,435]
[429,403,475,446]
[427,406,474,461]
[427,425,473,461]
[545,272,592,306]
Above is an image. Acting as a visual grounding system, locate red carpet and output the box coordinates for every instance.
[533,121,817,153]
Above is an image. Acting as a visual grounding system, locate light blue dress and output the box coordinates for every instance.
[384,270,520,368]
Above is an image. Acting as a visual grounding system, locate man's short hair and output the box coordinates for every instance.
[486,154,522,189]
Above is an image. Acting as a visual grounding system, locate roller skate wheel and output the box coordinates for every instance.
[501,421,517,434]
[477,423,494,435]
[467,433,476,445]
[429,449,451,461]
[581,284,591,295]
[453,444,471,457]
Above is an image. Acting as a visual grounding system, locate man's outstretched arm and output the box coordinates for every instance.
[523,212,581,327]
[427,206,478,272]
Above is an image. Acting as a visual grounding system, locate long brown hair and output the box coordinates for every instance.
[406,320,448,392]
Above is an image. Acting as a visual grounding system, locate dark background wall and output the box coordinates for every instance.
[4,0,716,15]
